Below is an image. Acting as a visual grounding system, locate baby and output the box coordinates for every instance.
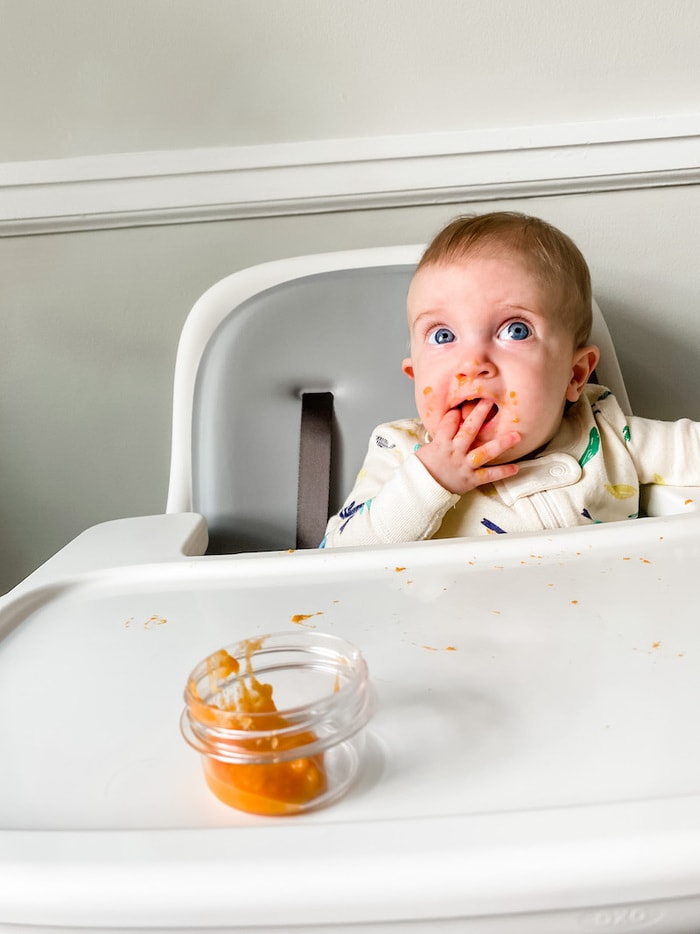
[321,211,700,547]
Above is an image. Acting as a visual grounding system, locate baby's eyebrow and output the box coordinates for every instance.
[502,303,540,314]
[409,309,445,330]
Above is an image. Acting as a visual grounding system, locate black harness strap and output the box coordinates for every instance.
[296,391,334,549]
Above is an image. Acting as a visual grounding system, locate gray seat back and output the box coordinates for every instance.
[192,264,417,552]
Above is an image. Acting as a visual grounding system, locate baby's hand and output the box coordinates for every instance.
[416,399,521,495]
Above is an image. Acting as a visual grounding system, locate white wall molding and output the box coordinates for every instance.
[1,116,699,236]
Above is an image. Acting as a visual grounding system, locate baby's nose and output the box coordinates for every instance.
[455,358,496,382]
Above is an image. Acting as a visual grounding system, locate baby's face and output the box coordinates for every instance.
[403,253,596,463]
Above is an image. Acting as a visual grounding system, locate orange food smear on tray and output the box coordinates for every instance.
[189,640,327,815]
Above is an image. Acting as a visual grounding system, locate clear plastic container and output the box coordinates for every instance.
[181,630,373,816]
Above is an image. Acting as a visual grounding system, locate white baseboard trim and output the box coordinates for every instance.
[1,115,699,236]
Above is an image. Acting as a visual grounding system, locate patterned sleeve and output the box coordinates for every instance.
[320,421,458,548]
[624,415,700,486]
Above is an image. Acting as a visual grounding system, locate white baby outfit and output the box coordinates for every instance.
[321,385,700,547]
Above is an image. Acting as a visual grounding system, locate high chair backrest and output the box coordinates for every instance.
[166,246,631,553]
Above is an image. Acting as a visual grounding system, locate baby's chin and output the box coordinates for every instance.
[484,432,555,465]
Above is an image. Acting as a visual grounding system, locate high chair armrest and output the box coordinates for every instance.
[2,513,209,599]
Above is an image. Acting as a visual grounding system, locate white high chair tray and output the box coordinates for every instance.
[1,511,700,933]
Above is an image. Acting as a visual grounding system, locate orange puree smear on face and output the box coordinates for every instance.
[190,641,327,815]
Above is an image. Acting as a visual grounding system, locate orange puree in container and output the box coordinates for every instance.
[189,642,327,815]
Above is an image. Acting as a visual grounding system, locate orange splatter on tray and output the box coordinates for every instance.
[394,566,406,573]
[291,612,323,625]
[685,499,694,505]
[125,615,167,629]
[187,641,327,816]
[652,641,661,649]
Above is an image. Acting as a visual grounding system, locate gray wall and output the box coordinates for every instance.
[2,1,700,594]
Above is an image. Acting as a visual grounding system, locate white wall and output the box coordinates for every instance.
[1,0,700,594]
[2,0,699,159]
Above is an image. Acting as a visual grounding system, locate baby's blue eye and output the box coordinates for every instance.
[499,321,532,341]
[428,327,456,345]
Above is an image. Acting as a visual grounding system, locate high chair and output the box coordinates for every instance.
[1,246,700,933]
[165,245,635,553]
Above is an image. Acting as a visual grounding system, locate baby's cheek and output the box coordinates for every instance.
[416,386,437,427]
[500,390,521,424]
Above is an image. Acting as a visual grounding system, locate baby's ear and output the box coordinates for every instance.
[402,358,415,380]
[566,344,600,402]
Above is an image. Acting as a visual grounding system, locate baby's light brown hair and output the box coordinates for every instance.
[417,212,593,348]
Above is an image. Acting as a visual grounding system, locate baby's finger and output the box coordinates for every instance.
[473,461,520,487]
[469,431,521,469]
[457,398,497,437]
[432,407,463,441]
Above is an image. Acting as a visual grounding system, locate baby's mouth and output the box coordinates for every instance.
[454,398,499,425]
